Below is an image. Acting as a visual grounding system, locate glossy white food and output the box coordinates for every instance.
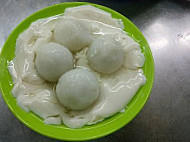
[56,68,99,110]
[64,5,124,29]
[87,35,124,74]
[54,19,92,52]
[35,42,73,82]
[8,5,146,128]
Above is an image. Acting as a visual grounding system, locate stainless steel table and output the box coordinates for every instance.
[1,0,190,141]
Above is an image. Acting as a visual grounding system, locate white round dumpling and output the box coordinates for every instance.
[87,35,124,74]
[56,68,99,111]
[35,42,73,82]
[54,19,92,52]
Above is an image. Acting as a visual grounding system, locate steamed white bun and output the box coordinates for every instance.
[54,19,92,52]
[87,35,124,74]
[35,42,73,82]
[56,68,99,111]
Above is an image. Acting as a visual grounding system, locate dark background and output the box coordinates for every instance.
[1,0,190,141]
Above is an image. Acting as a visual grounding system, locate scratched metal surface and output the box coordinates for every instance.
[0,0,190,142]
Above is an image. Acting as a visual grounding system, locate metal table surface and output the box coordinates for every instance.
[0,0,190,141]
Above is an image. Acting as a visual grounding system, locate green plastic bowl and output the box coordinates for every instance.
[0,2,154,141]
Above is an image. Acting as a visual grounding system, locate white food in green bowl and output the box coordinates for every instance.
[8,5,146,129]
[35,42,74,82]
[56,68,100,111]
[87,35,124,74]
[54,19,93,52]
